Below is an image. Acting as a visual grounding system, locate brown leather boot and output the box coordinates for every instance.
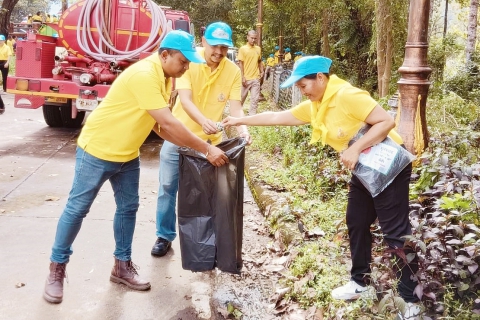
[110,258,151,291]
[43,262,67,303]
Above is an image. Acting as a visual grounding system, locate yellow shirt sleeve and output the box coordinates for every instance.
[290,100,312,123]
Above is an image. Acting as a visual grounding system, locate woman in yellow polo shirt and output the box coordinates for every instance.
[0,35,12,93]
[222,55,422,319]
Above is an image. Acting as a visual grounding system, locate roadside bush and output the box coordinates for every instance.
[401,130,480,317]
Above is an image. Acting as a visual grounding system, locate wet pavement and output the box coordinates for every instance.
[0,93,251,320]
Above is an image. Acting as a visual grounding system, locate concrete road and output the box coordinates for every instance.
[0,94,218,320]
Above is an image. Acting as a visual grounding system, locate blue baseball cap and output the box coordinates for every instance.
[280,56,332,88]
[285,47,290,52]
[160,30,205,63]
[204,22,233,47]
[0,35,5,41]
[269,53,274,58]
[275,46,279,50]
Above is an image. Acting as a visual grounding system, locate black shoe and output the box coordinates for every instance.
[151,237,171,257]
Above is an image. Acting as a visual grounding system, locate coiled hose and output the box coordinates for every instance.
[76,0,169,62]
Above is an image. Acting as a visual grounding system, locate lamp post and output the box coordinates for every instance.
[256,0,263,48]
[397,0,432,155]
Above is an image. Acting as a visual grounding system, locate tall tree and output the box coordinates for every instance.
[375,0,393,97]
[465,0,478,63]
[0,0,20,35]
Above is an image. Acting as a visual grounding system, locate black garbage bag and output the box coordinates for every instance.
[177,137,247,274]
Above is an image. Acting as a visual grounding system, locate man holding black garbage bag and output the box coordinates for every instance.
[151,22,252,257]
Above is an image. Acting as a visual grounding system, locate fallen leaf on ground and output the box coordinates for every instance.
[45,196,60,201]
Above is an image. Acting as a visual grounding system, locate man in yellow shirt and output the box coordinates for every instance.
[294,51,302,62]
[151,22,252,257]
[274,45,280,64]
[238,30,264,115]
[264,53,275,81]
[0,35,13,93]
[43,30,229,305]
[284,47,292,62]
[32,11,43,23]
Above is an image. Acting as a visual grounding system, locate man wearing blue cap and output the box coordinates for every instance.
[274,45,280,65]
[238,30,264,115]
[284,47,292,62]
[151,22,252,257]
[264,53,275,81]
[221,55,421,319]
[43,30,229,304]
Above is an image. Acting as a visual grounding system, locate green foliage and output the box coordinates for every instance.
[441,50,480,106]
[248,124,349,202]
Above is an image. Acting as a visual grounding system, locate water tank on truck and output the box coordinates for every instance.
[6,0,192,128]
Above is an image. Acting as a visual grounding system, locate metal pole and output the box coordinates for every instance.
[278,28,284,63]
[256,0,263,48]
[397,0,432,155]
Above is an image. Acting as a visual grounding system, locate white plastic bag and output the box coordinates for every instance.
[349,125,415,197]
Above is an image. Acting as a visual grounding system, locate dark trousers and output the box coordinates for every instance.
[0,60,8,91]
[346,163,419,302]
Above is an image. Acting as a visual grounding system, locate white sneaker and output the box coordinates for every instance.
[331,280,368,300]
[398,302,422,319]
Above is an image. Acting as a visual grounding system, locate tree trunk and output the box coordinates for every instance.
[321,10,330,56]
[376,0,392,98]
[443,0,449,39]
[0,0,20,36]
[466,0,478,64]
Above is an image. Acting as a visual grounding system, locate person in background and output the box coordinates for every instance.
[32,11,43,23]
[27,14,33,24]
[284,47,292,62]
[294,51,302,62]
[264,53,275,81]
[274,45,280,65]
[222,55,422,320]
[151,22,252,257]
[42,30,229,305]
[52,15,59,23]
[0,95,4,115]
[238,30,264,115]
[6,35,14,53]
[0,35,12,94]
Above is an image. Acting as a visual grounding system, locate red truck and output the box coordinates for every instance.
[6,0,192,128]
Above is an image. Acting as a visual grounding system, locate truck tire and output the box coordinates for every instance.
[60,100,86,128]
[42,104,64,127]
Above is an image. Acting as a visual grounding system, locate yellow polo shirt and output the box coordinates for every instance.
[0,44,12,60]
[32,14,43,22]
[290,75,402,152]
[284,52,292,61]
[238,44,261,80]
[6,40,14,53]
[172,48,241,145]
[274,50,279,64]
[266,57,275,67]
[78,53,171,162]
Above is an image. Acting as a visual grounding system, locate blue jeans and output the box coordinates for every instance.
[50,147,140,263]
[155,141,180,241]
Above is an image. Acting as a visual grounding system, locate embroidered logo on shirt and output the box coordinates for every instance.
[218,93,225,102]
[337,128,346,138]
